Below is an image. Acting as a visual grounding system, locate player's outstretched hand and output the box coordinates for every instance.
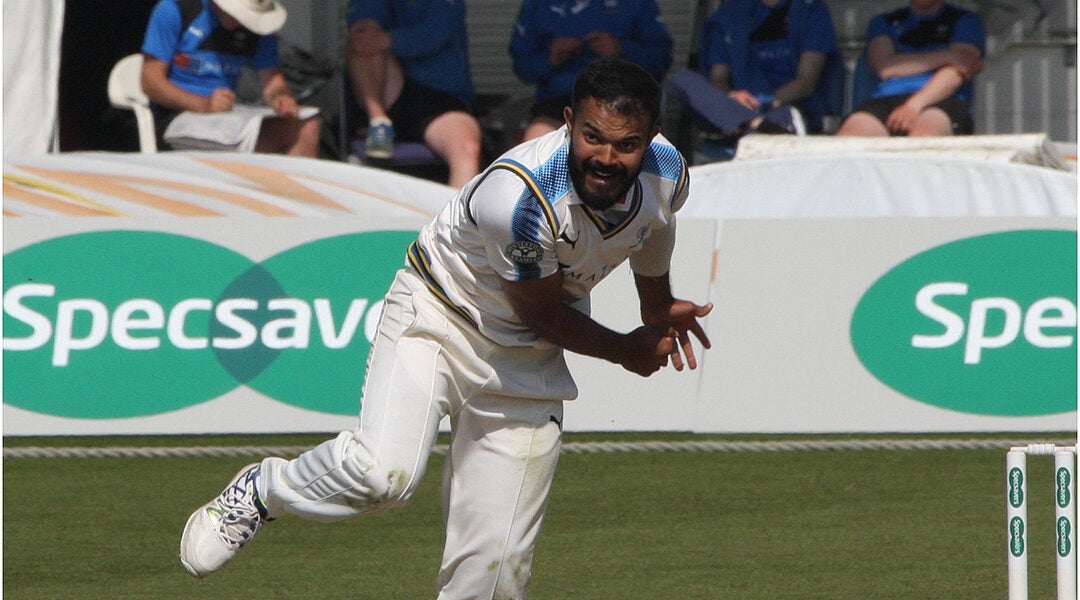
[654,299,713,371]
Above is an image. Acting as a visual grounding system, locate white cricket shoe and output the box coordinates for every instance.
[179,463,271,578]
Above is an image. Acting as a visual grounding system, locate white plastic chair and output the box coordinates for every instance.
[107,53,157,153]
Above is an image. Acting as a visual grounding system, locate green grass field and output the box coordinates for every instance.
[4,432,1075,599]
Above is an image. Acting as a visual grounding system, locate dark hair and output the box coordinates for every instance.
[570,57,661,128]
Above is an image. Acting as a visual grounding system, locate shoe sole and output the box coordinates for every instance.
[364,148,394,159]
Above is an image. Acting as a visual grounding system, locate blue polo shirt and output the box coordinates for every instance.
[510,0,674,102]
[867,4,985,101]
[704,0,837,102]
[141,0,280,97]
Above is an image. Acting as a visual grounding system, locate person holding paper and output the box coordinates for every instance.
[140,0,322,157]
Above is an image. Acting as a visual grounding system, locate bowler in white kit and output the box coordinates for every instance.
[179,57,712,599]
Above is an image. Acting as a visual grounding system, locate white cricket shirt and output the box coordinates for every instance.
[409,126,690,348]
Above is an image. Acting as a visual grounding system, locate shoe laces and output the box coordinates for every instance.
[214,469,267,550]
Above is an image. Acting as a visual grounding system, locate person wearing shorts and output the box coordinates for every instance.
[851,94,974,135]
[347,0,483,187]
[141,0,322,157]
[837,0,985,137]
[382,79,471,144]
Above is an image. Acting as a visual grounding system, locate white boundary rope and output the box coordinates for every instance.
[5,437,1075,459]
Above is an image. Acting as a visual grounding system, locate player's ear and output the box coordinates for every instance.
[563,106,573,131]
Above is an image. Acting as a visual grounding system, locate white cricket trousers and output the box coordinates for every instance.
[258,267,576,599]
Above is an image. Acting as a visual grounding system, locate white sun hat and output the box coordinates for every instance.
[214,0,287,35]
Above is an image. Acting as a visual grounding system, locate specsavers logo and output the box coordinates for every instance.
[3,230,414,418]
[850,230,1076,416]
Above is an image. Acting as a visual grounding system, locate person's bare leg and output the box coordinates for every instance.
[286,116,323,157]
[255,115,322,157]
[908,108,954,136]
[835,111,890,136]
[424,111,483,188]
[347,19,404,123]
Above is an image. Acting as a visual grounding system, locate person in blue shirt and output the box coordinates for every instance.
[666,0,838,142]
[836,0,985,136]
[347,0,483,187]
[141,0,322,157]
[510,0,674,140]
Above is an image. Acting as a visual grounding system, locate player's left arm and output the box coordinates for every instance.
[772,2,837,106]
[628,181,711,370]
[771,51,826,106]
[632,270,712,371]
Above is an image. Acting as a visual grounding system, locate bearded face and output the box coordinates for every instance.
[568,140,639,210]
[564,98,656,211]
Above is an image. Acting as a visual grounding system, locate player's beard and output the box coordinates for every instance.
[568,143,639,211]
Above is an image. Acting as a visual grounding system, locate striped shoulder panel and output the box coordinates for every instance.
[641,142,689,208]
[486,156,567,236]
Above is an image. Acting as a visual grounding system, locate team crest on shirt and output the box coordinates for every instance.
[506,241,544,264]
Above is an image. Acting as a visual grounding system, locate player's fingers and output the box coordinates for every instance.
[886,114,903,133]
[673,327,701,370]
[696,301,714,318]
[690,321,711,349]
[661,329,681,371]
[681,334,698,370]
[669,346,684,371]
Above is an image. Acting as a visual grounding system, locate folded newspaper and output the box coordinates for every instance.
[163,104,320,152]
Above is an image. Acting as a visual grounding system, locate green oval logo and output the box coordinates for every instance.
[1009,466,1025,508]
[1059,516,1073,558]
[1010,516,1026,557]
[851,230,1077,416]
[1058,467,1072,509]
[3,230,414,418]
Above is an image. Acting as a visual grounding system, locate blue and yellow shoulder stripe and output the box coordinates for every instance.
[642,143,689,208]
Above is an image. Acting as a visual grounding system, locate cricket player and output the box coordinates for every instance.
[179,57,712,599]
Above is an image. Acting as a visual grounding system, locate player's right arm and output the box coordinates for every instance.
[501,271,675,377]
[884,64,965,134]
[141,57,234,113]
[867,35,982,82]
